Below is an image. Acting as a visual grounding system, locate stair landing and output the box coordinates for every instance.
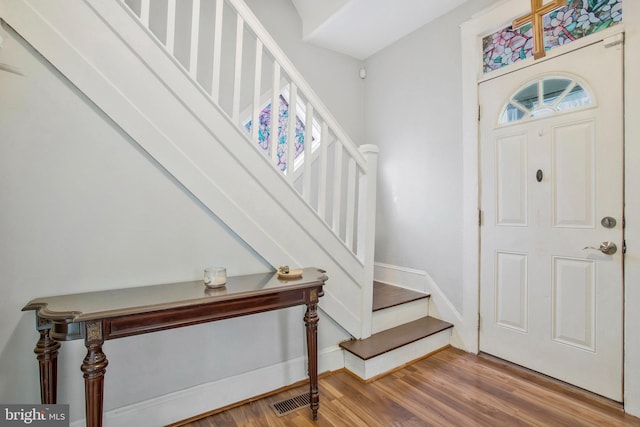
[373,281,430,311]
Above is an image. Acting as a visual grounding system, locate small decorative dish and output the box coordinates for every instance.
[277,265,302,280]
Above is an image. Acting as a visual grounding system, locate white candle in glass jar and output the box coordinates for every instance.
[204,267,226,288]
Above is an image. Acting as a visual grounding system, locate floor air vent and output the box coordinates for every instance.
[270,392,310,417]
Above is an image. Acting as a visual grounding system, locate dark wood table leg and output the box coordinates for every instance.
[81,321,108,427]
[34,321,60,404]
[304,290,320,420]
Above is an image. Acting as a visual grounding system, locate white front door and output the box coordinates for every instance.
[479,39,624,401]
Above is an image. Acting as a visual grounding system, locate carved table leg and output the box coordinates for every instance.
[34,325,60,404]
[81,321,108,427]
[304,291,320,420]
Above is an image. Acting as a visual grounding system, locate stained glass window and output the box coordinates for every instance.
[483,0,623,73]
[244,93,317,173]
[499,77,592,124]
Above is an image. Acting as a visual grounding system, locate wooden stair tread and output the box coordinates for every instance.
[340,316,453,360]
[372,281,430,312]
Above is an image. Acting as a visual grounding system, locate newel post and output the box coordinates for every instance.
[357,144,379,339]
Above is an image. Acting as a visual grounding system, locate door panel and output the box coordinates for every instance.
[479,40,623,401]
[495,251,528,332]
[552,120,595,227]
[552,256,595,350]
[496,134,528,226]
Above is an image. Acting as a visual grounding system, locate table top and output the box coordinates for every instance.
[23,267,327,322]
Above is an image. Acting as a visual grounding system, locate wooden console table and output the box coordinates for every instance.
[23,267,327,426]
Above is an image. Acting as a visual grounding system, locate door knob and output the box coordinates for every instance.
[583,241,617,255]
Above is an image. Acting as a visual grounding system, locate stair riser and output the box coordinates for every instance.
[372,299,429,334]
[343,329,451,381]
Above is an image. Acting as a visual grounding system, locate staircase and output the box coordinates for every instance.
[0,0,378,338]
[1,0,453,384]
[340,282,453,381]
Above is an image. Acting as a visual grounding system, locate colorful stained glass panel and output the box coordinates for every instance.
[244,95,309,172]
[483,0,622,73]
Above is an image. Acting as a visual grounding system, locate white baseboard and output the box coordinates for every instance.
[71,346,344,427]
[374,262,429,293]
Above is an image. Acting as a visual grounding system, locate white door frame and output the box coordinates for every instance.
[460,0,640,416]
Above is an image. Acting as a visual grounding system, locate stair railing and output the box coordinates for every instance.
[120,0,377,265]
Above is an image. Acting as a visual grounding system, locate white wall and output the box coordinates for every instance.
[363,0,500,310]
[0,20,348,425]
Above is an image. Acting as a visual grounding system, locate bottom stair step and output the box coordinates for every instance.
[340,316,453,360]
[340,316,453,381]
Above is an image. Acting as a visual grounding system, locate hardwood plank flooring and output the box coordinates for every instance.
[176,347,640,427]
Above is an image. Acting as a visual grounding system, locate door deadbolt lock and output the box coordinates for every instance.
[601,217,617,229]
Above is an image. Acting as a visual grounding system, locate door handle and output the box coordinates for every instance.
[583,241,617,255]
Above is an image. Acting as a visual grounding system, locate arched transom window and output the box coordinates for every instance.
[499,76,593,124]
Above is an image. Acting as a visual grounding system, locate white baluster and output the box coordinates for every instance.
[286,83,297,181]
[302,103,314,202]
[140,0,150,27]
[232,14,244,123]
[189,0,201,79]
[251,39,263,143]
[332,141,343,234]
[270,63,280,163]
[227,0,367,173]
[211,0,224,103]
[345,158,357,251]
[165,0,176,55]
[317,122,329,221]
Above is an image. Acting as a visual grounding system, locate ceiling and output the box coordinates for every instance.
[290,0,469,60]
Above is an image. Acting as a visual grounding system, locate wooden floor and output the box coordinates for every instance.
[176,347,640,427]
